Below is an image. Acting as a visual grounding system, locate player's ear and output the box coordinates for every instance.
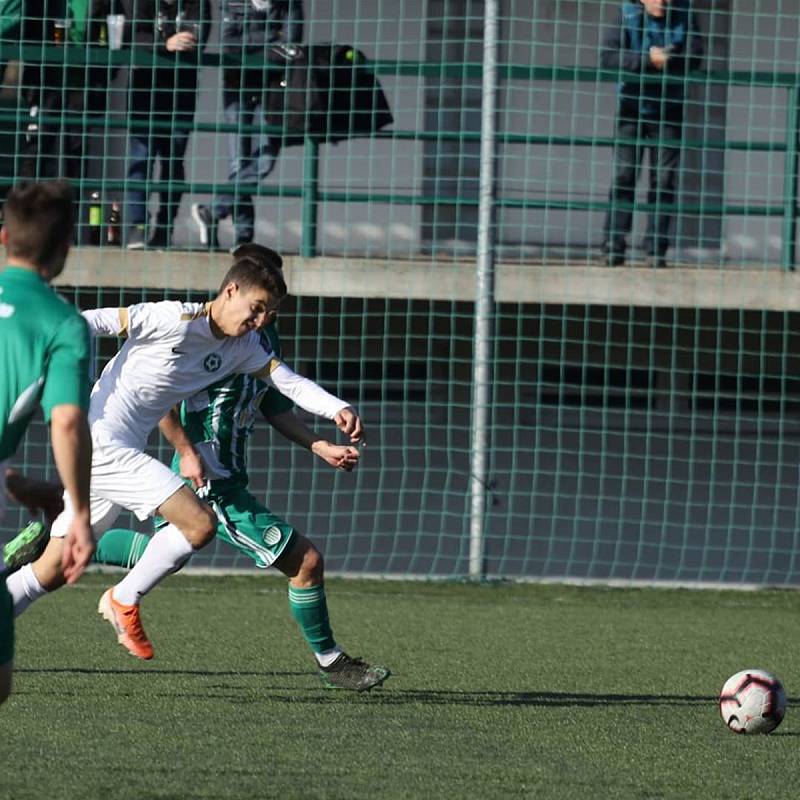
[265,309,277,325]
[0,226,8,247]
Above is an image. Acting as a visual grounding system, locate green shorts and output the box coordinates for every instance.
[0,578,14,666]
[158,482,295,569]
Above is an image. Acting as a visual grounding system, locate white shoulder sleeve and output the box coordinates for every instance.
[81,307,127,336]
[266,361,350,420]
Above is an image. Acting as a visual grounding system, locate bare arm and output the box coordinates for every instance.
[158,407,206,488]
[265,410,360,472]
[49,404,94,582]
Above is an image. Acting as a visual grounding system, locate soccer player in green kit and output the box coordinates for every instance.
[0,180,95,706]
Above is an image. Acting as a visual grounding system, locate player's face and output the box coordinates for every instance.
[223,284,279,337]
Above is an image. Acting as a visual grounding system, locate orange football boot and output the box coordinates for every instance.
[98,588,154,660]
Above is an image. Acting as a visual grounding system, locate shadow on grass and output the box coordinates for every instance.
[15,666,308,678]
[268,688,800,710]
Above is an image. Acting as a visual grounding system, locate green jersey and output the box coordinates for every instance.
[174,323,293,488]
[0,266,91,461]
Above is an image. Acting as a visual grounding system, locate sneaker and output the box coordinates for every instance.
[191,203,218,249]
[97,588,154,660]
[318,653,391,692]
[126,225,146,250]
[599,252,625,267]
[3,521,48,573]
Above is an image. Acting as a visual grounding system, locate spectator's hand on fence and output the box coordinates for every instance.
[166,32,197,52]
[649,46,669,70]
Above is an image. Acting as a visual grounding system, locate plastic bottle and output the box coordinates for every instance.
[88,191,102,246]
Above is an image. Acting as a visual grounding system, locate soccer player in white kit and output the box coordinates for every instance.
[6,256,363,660]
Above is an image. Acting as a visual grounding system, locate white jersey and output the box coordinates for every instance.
[84,301,274,449]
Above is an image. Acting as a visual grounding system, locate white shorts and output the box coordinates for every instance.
[50,442,184,539]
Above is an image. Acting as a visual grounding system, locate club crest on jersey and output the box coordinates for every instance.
[263,526,282,546]
[203,353,222,372]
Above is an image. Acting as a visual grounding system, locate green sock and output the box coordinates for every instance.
[93,529,150,569]
[288,584,336,654]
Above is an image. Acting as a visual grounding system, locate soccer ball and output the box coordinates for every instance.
[719,669,786,734]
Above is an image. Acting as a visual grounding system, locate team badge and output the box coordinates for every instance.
[263,526,282,546]
[203,353,222,372]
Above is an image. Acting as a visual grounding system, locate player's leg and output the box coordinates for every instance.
[211,486,389,691]
[273,534,389,692]
[0,578,14,705]
[93,529,149,569]
[99,458,215,659]
[5,492,120,616]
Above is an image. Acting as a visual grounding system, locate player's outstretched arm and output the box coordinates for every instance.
[81,307,128,337]
[255,360,367,444]
[49,404,94,582]
[265,410,360,471]
[158,407,206,488]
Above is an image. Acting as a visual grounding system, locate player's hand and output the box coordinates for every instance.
[179,450,206,489]
[311,441,360,471]
[166,32,197,51]
[60,515,95,584]
[4,468,65,523]
[649,46,669,70]
[334,407,365,445]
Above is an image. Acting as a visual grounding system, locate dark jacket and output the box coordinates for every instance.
[600,1,703,121]
[220,0,302,88]
[20,0,117,96]
[122,0,210,118]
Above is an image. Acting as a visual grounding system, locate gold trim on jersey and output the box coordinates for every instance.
[252,357,282,380]
[118,307,128,336]
[181,302,211,322]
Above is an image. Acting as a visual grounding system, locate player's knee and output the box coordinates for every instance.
[187,505,217,549]
[297,539,324,584]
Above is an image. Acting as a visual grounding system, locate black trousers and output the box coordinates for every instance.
[602,117,682,258]
[18,83,107,182]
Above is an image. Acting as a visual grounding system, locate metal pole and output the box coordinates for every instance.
[469,0,499,579]
[781,85,800,271]
[301,136,319,258]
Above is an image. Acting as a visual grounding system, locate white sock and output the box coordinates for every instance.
[315,645,344,668]
[6,563,48,617]
[112,524,194,606]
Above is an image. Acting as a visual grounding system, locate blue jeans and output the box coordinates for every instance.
[212,90,280,242]
[127,129,190,228]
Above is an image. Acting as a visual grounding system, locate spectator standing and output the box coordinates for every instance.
[8,0,119,239]
[122,0,211,249]
[599,0,703,268]
[191,0,303,251]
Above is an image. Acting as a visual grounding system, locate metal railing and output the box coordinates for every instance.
[1,44,798,267]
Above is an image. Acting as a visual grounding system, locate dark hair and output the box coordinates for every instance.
[3,180,75,268]
[231,243,283,272]
[218,255,287,300]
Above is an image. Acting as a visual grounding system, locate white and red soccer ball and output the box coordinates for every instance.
[719,669,786,734]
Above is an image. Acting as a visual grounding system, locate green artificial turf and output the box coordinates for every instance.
[3,573,800,799]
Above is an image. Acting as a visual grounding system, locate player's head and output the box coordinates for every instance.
[640,0,669,17]
[213,255,287,337]
[1,180,75,280]
[231,244,284,327]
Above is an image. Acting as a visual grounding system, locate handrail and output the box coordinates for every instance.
[1,45,796,267]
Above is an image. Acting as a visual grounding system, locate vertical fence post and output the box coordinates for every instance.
[301,136,319,258]
[469,0,499,580]
[781,85,800,271]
